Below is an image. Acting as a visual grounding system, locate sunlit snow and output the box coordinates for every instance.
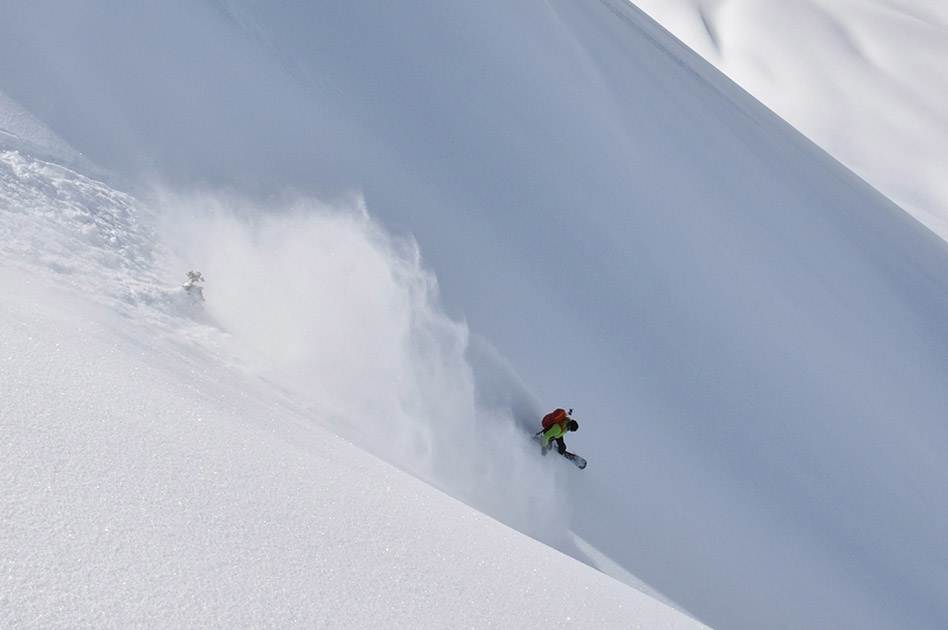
[632,0,948,239]
[2,1,948,629]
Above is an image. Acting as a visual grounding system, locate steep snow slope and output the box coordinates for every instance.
[632,0,948,239]
[3,1,948,628]
[0,90,76,161]
[0,149,706,629]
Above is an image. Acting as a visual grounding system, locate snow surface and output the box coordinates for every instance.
[631,0,948,240]
[3,0,948,628]
[0,150,703,629]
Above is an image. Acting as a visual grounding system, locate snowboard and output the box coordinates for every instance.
[534,433,586,469]
[562,451,587,469]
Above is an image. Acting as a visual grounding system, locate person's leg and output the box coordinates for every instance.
[538,431,550,455]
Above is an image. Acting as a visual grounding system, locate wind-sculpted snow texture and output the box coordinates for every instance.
[632,0,948,240]
[2,1,948,628]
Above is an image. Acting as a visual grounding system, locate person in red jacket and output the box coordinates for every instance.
[537,408,579,455]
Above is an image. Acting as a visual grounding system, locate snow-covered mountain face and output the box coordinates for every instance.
[0,149,706,630]
[3,1,948,628]
[632,0,948,239]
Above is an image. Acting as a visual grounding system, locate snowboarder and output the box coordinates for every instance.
[537,408,579,456]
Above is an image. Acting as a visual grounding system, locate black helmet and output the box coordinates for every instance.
[568,420,579,432]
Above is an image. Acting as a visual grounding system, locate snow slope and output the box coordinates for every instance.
[0,149,704,629]
[0,90,76,162]
[631,0,948,239]
[3,0,948,628]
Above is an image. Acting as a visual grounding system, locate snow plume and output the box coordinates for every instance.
[0,147,570,548]
[155,188,570,541]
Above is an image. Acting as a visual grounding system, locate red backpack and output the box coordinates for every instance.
[541,408,568,431]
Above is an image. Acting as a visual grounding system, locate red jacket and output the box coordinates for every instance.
[540,409,571,446]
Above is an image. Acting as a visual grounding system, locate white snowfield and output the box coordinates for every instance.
[0,150,705,629]
[3,0,948,629]
[631,0,948,240]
